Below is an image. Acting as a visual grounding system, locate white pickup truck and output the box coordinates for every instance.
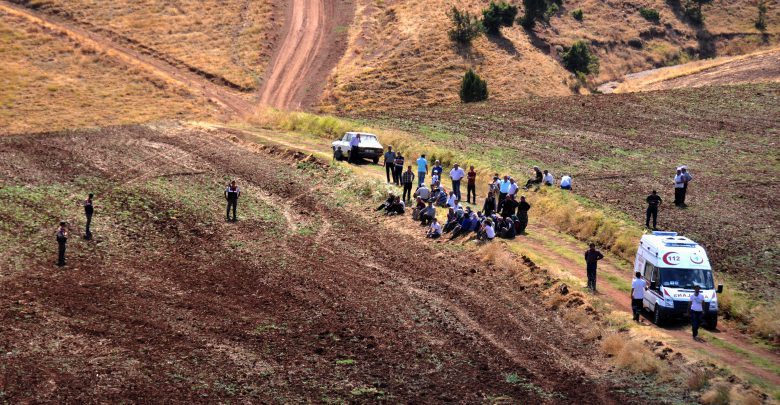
[332,132,384,164]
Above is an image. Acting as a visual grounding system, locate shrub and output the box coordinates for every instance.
[750,301,780,342]
[639,7,660,23]
[571,8,583,21]
[482,1,518,35]
[520,0,548,28]
[755,0,767,32]
[459,69,488,103]
[700,382,731,405]
[684,0,711,24]
[447,6,483,44]
[544,2,559,21]
[561,40,599,75]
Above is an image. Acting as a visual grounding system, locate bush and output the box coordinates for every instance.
[544,3,559,21]
[684,0,711,25]
[639,7,660,23]
[460,69,488,103]
[755,0,767,32]
[561,40,599,75]
[482,1,518,35]
[447,6,483,44]
[520,0,548,28]
[571,8,583,21]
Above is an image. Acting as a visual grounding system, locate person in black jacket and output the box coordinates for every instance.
[584,243,604,292]
[225,181,241,222]
[482,192,496,217]
[56,222,68,267]
[501,194,519,218]
[645,190,662,230]
[516,196,531,234]
[82,193,95,240]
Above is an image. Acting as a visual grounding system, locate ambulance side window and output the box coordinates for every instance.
[644,263,660,290]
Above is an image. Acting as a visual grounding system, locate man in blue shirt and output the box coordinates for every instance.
[431,160,443,180]
[416,154,428,187]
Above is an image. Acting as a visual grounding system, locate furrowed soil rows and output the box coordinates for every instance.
[0,124,641,402]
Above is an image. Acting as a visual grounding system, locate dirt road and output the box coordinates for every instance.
[0,124,642,402]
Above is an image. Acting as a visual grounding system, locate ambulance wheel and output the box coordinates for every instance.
[704,315,718,330]
[653,307,665,326]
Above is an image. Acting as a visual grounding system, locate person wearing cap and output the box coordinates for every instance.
[82,193,95,240]
[560,174,572,190]
[584,243,604,292]
[681,166,693,207]
[689,285,705,341]
[525,166,543,189]
[542,170,554,186]
[631,272,647,321]
[482,191,496,217]
[466,166,477,204]
[56,221,68,267]
[383,146,396,183]
[224,180,241,222]
[427,218,442,239]
[401,166,415,202]
[673,168,685,207]
[416,154,428,187]
[645,190,662,230]
[449,163,466,201]
[516,196,531,234]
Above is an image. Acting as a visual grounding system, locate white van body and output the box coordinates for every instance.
[634,231,721,328]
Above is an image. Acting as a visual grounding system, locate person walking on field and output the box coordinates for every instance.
[631,272,647,322]
[449,163,466,201]
[349,134,361,163]
[680,166,693,206]
[393,152,405,185]
[56,221,68,267]
[466,166,477,204]
[416,154,428,187]
[673,168,685,207]
[584,243,604,292]
[645,190,662,230]
[401,166,415,203]
[82,193,95,240]
[225,180,241,222]
[516,195,531,234]
[383,146,395,183]
[689,285,705,341]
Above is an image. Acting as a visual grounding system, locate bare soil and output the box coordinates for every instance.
[0,124,646,403]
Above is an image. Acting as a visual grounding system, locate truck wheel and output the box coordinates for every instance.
[704,315,718,330]
[653,307,665,326]
[372,157,379,164]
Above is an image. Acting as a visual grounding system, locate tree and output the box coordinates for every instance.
[571,8,584,21]
[448,7,483,44]
[482,1,518,35]
[755,0,767,32]
[684,0,712,24]
[520,0,547,28]
[561,40,599,75]
[460,69,488,103]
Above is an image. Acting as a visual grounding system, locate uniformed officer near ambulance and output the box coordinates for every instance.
[224,180,241,222]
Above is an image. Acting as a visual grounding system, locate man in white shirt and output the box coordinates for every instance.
[427,218,442,239]
[507,178,519,197]
[680,166,693,207]
[560,174,572,190]
[631,272,647,322]
[449,163,466,201]
[349,134,361,163]
[542,170,554,186]
[673,168,685,207]
[446,191,458,208]
[689,285,705,341]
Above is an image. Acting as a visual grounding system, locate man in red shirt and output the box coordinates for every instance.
[466,166,477,204]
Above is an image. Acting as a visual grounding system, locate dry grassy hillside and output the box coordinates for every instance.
[0,9,218,135]
[15,0,280,91]
[322,0,778,112]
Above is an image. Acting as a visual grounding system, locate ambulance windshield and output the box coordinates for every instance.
[660,268,714,290]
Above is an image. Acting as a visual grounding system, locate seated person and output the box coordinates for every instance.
[446,191,458,208]
[542,170,554,186]
[385,197,405,216]
[452,212,480,240]
[427,218,442,239]
[499,217,516,239]
[524,166,543,189]
[420,202,436,226]
[414,184,431,201]
[411,197,426,220]
[433,188,449,207]
[477,219,496,241]
[376,193,395,211]
[333,146,344,161]
[431,173,440,186]
[443,208,461,233]
[560,174,572,190]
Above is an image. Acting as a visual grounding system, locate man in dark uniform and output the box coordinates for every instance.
[56,221,68,267]
[516,195,531,234]
[393,153,404,185]
[83,193,94,240]
[500,194,519,218]
[225,180,241,222]
[645,190,662,230]
[584,243,604,292]
[383,146,396,183]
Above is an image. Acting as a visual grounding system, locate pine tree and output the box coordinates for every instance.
[460,69,488,103]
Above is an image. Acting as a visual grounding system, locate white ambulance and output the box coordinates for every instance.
[634,231,722,329]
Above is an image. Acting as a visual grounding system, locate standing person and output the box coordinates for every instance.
[584,243,604,292]
[449,163,466,201]
[689,285,705,341]
[542,170,554,186]
[645,190,662,230]
[516,196,531,234]
[507,178,519,198]
[466,166,477,204]
[431,160,443,182]
[383,146,396,183]
[225,180,241,222]
[501,194,519,218]
[349,133,361,163]
[498,175,511,210]
[560,174,572,190]
[393,152,405,185]
[82,193,95,240]
[631,272,647,322]
[56,221,68,267]
[482,191,496,217]
[681,166,693,207]
[416,154,428,187]
[401,166,415,203]
[673,168,685,207]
